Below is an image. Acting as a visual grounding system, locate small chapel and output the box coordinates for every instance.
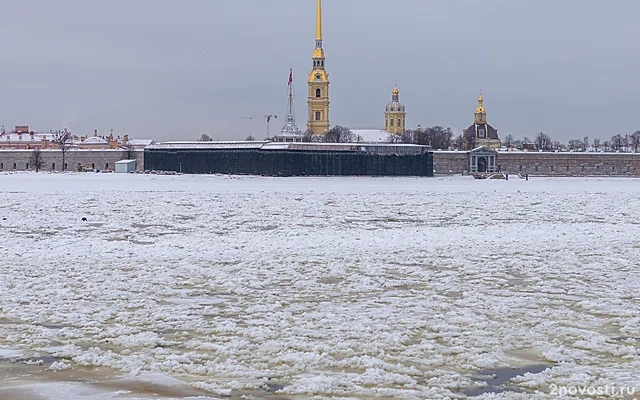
[463,94,501,150]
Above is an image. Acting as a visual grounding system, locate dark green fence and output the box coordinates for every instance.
[144,149,433,177]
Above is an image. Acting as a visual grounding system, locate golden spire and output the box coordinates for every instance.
[312,0,325,64]
[316,0,323,41]
[475,92,487,124]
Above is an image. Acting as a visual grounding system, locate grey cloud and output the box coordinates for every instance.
[0,0,638,142]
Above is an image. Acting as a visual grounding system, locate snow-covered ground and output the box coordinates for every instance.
[0,172,639,399]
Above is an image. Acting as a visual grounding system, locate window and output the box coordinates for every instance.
[52,163,55,170]
[385,119,388,127]
[13,163,16,170]
[612,166,616,173]
[566,166,570,172]
[26,163,29,170]
[478,128,486,138]
[390,119,394,127]
[628,166,631,173]
[91,163,95,169]
[315,111,321,121]
[519,165,522,172]
[0,163,3,170]
[315,88,321,98]
[64,163,68,170]
[397,119,401,128]
[535,165,539,172]
[581,165,585,172]
[105,163,109,170]
[550,166,554,172]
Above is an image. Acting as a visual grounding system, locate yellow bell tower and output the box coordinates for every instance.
[385,85,406,135]
[307,0,330,135]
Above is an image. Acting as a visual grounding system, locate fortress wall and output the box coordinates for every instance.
[144,148,434,177]
[433,152,468,174]
[434,151,640,176]
[498,152,639,176]
[0,149,144,171]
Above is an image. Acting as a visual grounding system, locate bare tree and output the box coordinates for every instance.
[301,130,313,142]
[301,130,323,143]
[629,131,640,152]
[568,139,584,151]
[583,136,590,150]
[30,148,44,172]
[386,134,403,143]
[198,134,213,142]
[245,134,255,141]
[324,126,355,143]
[512,139,523,150]
[623,134,630,151]
[52,129,73,171]
[503,134,514,148]
[610,134,624,151]
[397,126,453,149]
[428,126,454,149]
[452,132,477,151]
[593,138,601,151]
[535,132,552,151]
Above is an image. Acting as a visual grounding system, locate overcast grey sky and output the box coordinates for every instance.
[0,0,638,142]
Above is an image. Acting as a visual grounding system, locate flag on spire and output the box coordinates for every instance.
[288,69,293,86]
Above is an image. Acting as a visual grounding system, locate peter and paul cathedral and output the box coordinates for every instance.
[307,0,330,135]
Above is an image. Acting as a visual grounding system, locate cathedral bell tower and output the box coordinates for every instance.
[307,0,330,135]
[385,85,406,135]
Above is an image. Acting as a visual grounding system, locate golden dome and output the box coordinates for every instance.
[392,86,399,96]
[475,93,485,114]
[474,93,487,124]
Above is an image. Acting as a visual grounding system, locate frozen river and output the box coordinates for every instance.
[0,173,639,399]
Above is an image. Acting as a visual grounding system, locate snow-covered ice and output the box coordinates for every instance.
[0,172,639,399]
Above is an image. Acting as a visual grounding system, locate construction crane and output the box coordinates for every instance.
[265,114,278,138]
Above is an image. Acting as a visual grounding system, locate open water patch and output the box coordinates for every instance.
[464,364,553,396]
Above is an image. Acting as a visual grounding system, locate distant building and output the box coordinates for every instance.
[350,85,408,143]
[0,127,153,150]
[385,86,406,135]
[115,159,137,173]
[463,94,501,150]
[469,146,498,173]
[307,0,330,135]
